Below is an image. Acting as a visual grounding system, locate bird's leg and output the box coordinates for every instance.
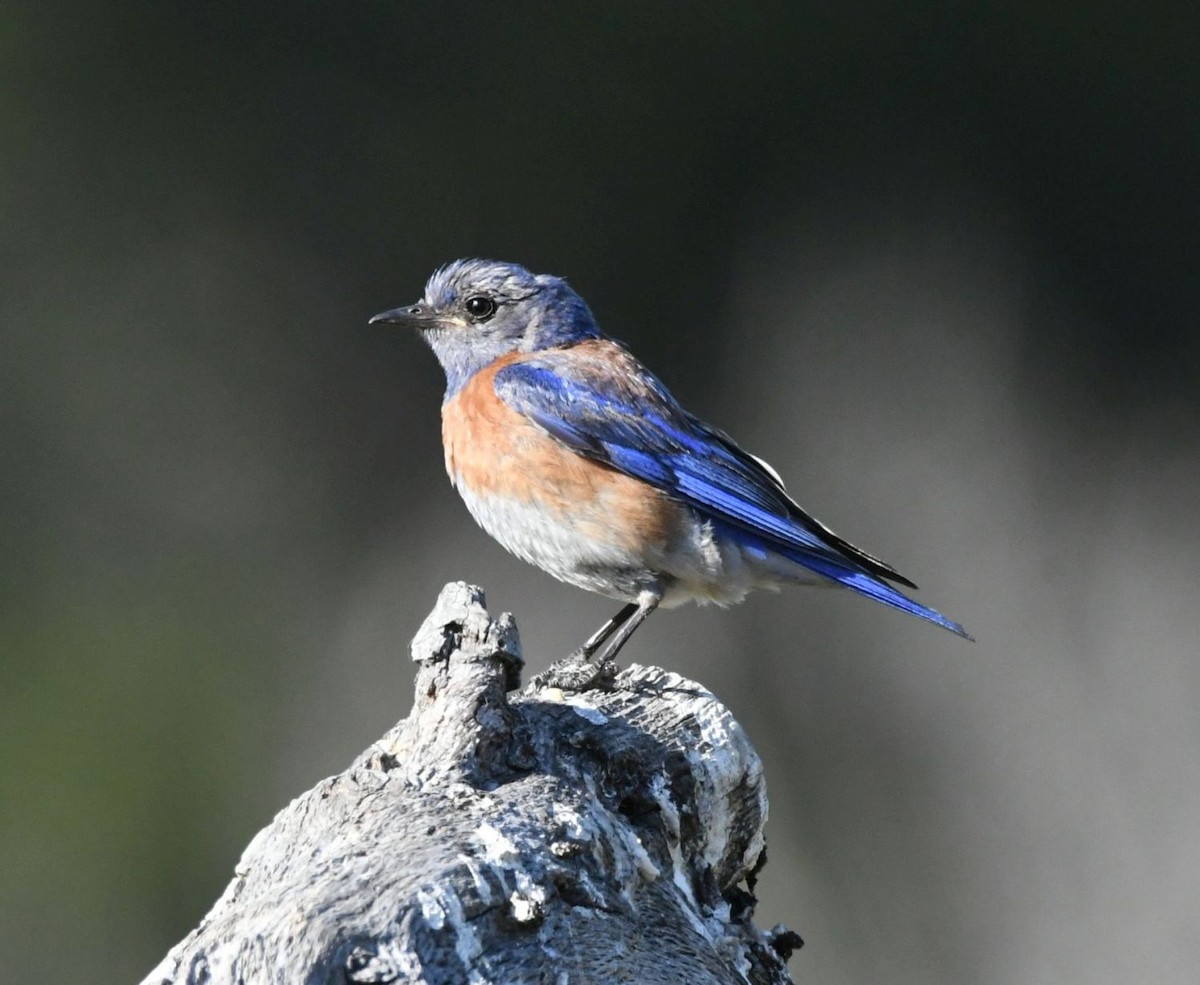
[536,604,636,692]
[592,592,659,666]
[537,593,659,693]
[575,602,639,661]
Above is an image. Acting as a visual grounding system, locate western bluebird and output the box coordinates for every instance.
[371,259,971,663]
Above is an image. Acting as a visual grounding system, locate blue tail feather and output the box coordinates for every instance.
[789,551,974,640]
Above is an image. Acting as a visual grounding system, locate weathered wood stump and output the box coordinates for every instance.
[141,582,800,984]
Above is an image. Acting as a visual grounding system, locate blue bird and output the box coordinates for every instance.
[371,259,971,663]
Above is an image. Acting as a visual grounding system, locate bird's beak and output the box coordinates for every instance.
[368,303,438,329]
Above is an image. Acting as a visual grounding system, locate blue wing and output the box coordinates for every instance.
[494,347,971,639]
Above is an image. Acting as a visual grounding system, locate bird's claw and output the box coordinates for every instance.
[531,650,618,692]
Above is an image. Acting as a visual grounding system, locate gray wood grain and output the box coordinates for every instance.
[141,582,799,985]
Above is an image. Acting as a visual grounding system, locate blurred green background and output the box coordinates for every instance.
[3,3,1198,983]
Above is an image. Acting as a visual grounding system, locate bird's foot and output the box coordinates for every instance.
[531,650,618,693]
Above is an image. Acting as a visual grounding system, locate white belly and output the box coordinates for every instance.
[453,481,823,607]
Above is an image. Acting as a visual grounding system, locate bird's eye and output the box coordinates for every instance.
[464,296,497,320]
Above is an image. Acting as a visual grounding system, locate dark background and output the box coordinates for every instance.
[3,3,1198,983]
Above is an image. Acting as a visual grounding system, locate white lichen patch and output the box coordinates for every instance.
[416,885,449,930]
[474,822,521,864]
[416,882,486,982]
[551,802,589,841]
[648,773,682,844]
[508,884,548,924]
[631,834,661,881]
[565,699,608,725]
[457,853,500,905]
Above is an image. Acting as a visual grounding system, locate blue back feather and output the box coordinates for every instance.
[495,353,971,639]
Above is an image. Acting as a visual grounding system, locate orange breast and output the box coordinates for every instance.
[441,353,682,555]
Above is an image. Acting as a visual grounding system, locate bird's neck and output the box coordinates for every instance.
[426,336,516,401]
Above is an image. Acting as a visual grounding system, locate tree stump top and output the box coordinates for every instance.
[142,582,798,985]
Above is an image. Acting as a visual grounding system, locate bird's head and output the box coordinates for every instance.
[370,259,599,395]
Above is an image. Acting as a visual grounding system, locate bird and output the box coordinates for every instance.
[370,259,971,664]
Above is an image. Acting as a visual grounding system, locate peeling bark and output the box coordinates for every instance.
[141,582,799,985]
